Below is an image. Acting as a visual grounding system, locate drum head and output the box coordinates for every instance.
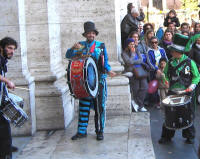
[85,57,98,97]
[162,95,191,106]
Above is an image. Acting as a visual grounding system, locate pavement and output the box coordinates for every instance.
[13,112,155,159]
[13,106,200,159]
[149,105,200,159]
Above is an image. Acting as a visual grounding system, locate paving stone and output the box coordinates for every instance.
[15,113,156,159]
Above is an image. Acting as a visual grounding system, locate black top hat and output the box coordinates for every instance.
[82,21,99,36]
[167,33,189,53]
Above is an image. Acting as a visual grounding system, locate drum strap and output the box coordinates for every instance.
[168,58,192,87]
[89,42,96,53]
[170,58,190,71]
[0,70,5,107]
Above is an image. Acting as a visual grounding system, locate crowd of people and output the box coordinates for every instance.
[121,3,200,145]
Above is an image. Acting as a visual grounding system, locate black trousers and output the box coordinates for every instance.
[0,113,12,158]
[94,81,105,134]
[161,124,195,139]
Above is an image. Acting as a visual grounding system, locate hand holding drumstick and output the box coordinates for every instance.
[0,75,15,90]
[72,43,84,50]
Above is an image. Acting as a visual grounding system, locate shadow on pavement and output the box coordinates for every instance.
[148,105,200,159]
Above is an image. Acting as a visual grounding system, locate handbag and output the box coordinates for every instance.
[132,65,148,79]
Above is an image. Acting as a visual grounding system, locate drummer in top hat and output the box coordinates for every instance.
[66,21,116,141]
[158,33,200,144]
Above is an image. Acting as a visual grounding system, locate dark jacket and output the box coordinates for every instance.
[159,40,172,60]
[121,11,145,34]
[0,54,11,157]
[163,16,180,27]
[121,14,139,34]
[189,44,200,68]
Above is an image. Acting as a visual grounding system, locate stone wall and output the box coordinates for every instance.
[59,0,118,62]
[0,0,142,135]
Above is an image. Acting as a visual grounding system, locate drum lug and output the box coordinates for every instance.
[170,107,174,111]
[173,122,176,127]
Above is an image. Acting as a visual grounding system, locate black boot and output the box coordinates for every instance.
[71,133,87,140]
[11,145,18,152]
[96,132,104,141]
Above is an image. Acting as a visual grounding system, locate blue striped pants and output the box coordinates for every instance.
[77,79,107,135]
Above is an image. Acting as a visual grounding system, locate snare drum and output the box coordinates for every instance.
[1,95,28,127]
[162,95,193,130]
[8,93,24,108]
[67,57,99,99]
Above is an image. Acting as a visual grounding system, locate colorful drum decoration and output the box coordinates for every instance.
[67,57,99,99]
[162,94,193,130]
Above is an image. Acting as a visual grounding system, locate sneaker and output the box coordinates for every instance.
[158,137,171,144]
[71,133,87,140]
[138,107,147,112]
[185,138,194,144]
[156,103,161,109]
[131,100,139,112]
[122,72,133,77]
[11,146,18,152]
[96,132,104,141]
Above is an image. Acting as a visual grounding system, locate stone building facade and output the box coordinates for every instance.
[0,0,145,136]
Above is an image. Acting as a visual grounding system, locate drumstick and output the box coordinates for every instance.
[115,72,133,78]
[15,87,30,91]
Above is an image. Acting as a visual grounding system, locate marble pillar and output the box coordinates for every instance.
[0,0,36,135]
[24,0,74,130]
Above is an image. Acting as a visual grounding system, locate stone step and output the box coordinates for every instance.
[15,112,156,159]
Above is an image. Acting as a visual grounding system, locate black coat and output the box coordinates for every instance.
[159,40,172,60]
[0,55,11,157]
[163,16,180,27]
[189,44,200,68]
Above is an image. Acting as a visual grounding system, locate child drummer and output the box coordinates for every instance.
[158,33,200,144]
[66,21,116,141]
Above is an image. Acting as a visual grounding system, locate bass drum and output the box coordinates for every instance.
[67,57,99,99]
[162,95,193,130]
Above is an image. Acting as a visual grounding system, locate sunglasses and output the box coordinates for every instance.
[151,41,158,44]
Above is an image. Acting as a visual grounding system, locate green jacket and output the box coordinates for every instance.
[164,54,200,90]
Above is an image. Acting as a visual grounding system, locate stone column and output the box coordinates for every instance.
[24,0,74,130]
[162,0,167,11]
[149,0,153,8]
[0,0,36,135]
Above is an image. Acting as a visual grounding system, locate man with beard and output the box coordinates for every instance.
[66,21,116,141]
[0,37,17,159]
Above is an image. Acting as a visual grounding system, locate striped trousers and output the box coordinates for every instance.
[77,79,107,135]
